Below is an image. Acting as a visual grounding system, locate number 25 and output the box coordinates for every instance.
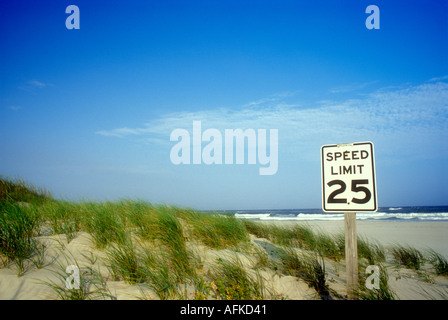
[327,179,371,204]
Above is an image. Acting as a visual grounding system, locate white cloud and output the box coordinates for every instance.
[19,80,53,90]
[428,75,448,82]
[29,80,46,88]
[329,81,378,94]
[95,127,146,137]
[96,80,448,160]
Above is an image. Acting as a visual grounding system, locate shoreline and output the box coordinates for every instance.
[258,220,448,257]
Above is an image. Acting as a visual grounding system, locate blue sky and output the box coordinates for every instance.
[1,0,447,210]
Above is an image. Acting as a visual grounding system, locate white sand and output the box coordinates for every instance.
[261,220,448,299]
[1,221,447,300]
[263,220,448,256]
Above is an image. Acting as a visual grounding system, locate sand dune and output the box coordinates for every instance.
[1,219,448,300]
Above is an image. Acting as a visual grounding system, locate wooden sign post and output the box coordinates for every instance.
[321,142,377,299]
[344,212,358,299]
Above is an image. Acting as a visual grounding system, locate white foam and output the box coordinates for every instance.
[234,211,448,221]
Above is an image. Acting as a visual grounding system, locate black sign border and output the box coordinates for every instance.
[321,141,377,212]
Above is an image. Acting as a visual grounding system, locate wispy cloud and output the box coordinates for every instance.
[428,75,448,82]
[8,105,21,111]
[329,81,378,94]
[19,80,53,91]
[95,127,147,137]
[27,80,52,88]
[96,80,448,160]
[241,91,300,108]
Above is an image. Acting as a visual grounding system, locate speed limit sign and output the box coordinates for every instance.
[321,142,377,212]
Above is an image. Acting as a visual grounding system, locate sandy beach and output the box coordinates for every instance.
[1,217,447,300]
[265,220,448,257]
[0,177,447,301]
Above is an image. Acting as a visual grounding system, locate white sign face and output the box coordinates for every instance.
[321,142,377,212]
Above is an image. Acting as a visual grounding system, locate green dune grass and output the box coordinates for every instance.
[1,176,447,300]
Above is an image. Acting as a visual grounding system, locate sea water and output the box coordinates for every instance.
[230,206,448,222]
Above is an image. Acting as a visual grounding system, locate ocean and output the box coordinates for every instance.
[229,206,448,222]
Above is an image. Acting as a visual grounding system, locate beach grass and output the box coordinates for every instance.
[140,251,185,300]
[81,202,128,249]
[426,249,448,276]
[38,200,82,242]
[209,255,267,300]
[41,252,113,300]
[152,207,195,280]
[186,211,249,249]
[0,176,51,205]
[391,244,425,270]
[1,177,448,300]
[244,221,344,261]
[0,201,41,275]
[357,235,386,266]
[105,238,147,284]
[278,247,331,299]
[118,199,155,239]
[356,264,396,300]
